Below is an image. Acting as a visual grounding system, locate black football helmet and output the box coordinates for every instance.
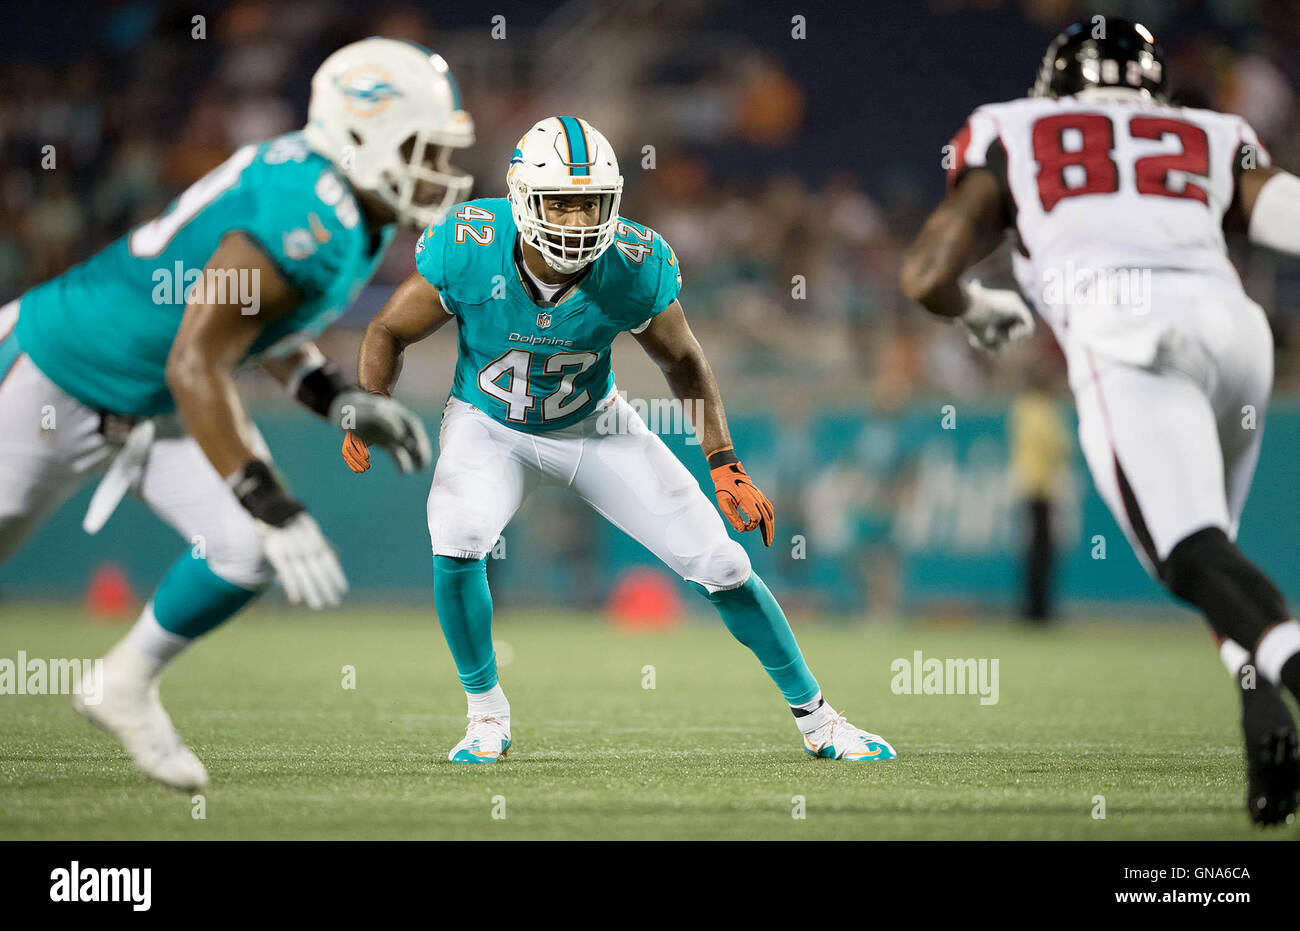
[1031,17,1167,101]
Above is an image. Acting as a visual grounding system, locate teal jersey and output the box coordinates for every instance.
[416,197,682,432]
[15,132,394,416]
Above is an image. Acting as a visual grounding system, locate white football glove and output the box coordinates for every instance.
[255,512,348,610]
[329,390,432,473]
[957,281,1036,352]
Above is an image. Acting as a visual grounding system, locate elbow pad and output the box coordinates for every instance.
[1247,171,1300,256]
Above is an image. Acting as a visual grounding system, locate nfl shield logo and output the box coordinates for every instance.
[536,312,552,329]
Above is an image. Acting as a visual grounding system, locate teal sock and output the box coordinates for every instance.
[693,574,820,705]
[433,555,498,693]
[151,553,261,639]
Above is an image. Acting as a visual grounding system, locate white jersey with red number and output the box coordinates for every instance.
[948,91,1271,366]
[949,91,1278,570]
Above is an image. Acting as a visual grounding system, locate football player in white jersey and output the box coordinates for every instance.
[901,17,1300,824]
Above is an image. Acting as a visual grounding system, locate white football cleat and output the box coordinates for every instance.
[802,707,898,762]
[75,648,208,792]
[448,713,511,763]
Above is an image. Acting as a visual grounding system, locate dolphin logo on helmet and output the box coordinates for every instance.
[304,37,475,230]
[334,65,404,118]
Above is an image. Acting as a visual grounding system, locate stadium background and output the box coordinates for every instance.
[3,0,1299,618]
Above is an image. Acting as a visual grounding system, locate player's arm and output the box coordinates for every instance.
[634,300,774,546]
[1229,165,1300,256]
[338,271,452,474]
[261,343,351,419]
[166,231,346,608]
[263,338,433,476]
[261,344,317,384]
[262,343,333,399]
[899,169,1035,350]
[900,169,1005,316]
[168,232,298,478]
[357,270,455,397]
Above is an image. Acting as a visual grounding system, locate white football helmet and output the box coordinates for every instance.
[507,116,623,274]
[304,37,474,229]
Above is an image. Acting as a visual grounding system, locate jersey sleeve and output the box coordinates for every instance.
[414,200,512,314]
[1232,115,1273,173]
[946,106,1004,191]
[625,226,683,333]
[414,215,461,315]
[244,158,364,300]
[414,215,452,295]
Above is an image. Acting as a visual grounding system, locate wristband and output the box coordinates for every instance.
[231,460,305,527]
[289,356,351,418]
[706,445,740,470]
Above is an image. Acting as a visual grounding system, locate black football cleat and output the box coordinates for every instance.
[1245,723,1300,826]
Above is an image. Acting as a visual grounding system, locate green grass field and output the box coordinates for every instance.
[0,603,1291,840]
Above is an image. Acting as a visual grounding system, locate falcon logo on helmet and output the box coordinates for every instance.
[507,116,623,275]
[304,37,475,230]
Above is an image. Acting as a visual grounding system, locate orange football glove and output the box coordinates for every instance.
[342,432,371,474]
[708,446,775,546]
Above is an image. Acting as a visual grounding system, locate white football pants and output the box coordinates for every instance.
[427,394,751,593]
[1067,274,1273,573]
[0,300,273,588]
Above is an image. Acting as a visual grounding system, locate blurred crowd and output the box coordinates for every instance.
[3,0,1300,408]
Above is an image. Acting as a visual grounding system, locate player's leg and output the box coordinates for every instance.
[77,418,274,791]
[1076,352,1298,821]
[1151,299,1298,675]
[428,399,538,762]
[1210,299,1285,646]
[0,307,110,565]
[136,419,274,638]
[1074,352,1287,650]
[1212,321,1300,823]
[1216,628,1298,824]
[1209,396,1264,689]
[566,397,894,760]
[1154,326,1300,721]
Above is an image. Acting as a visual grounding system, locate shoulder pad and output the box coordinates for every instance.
[243,143,367,295]
[416,198,513,308]
[592,218,682,327]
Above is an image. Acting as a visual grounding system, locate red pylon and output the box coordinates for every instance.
[84,563,136,621]
[606,567,683,630]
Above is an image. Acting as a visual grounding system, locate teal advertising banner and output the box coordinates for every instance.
[5,398,1297,617]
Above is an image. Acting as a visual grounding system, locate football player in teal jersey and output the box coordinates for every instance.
[0,38,473,790]
[352,116,898,763]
